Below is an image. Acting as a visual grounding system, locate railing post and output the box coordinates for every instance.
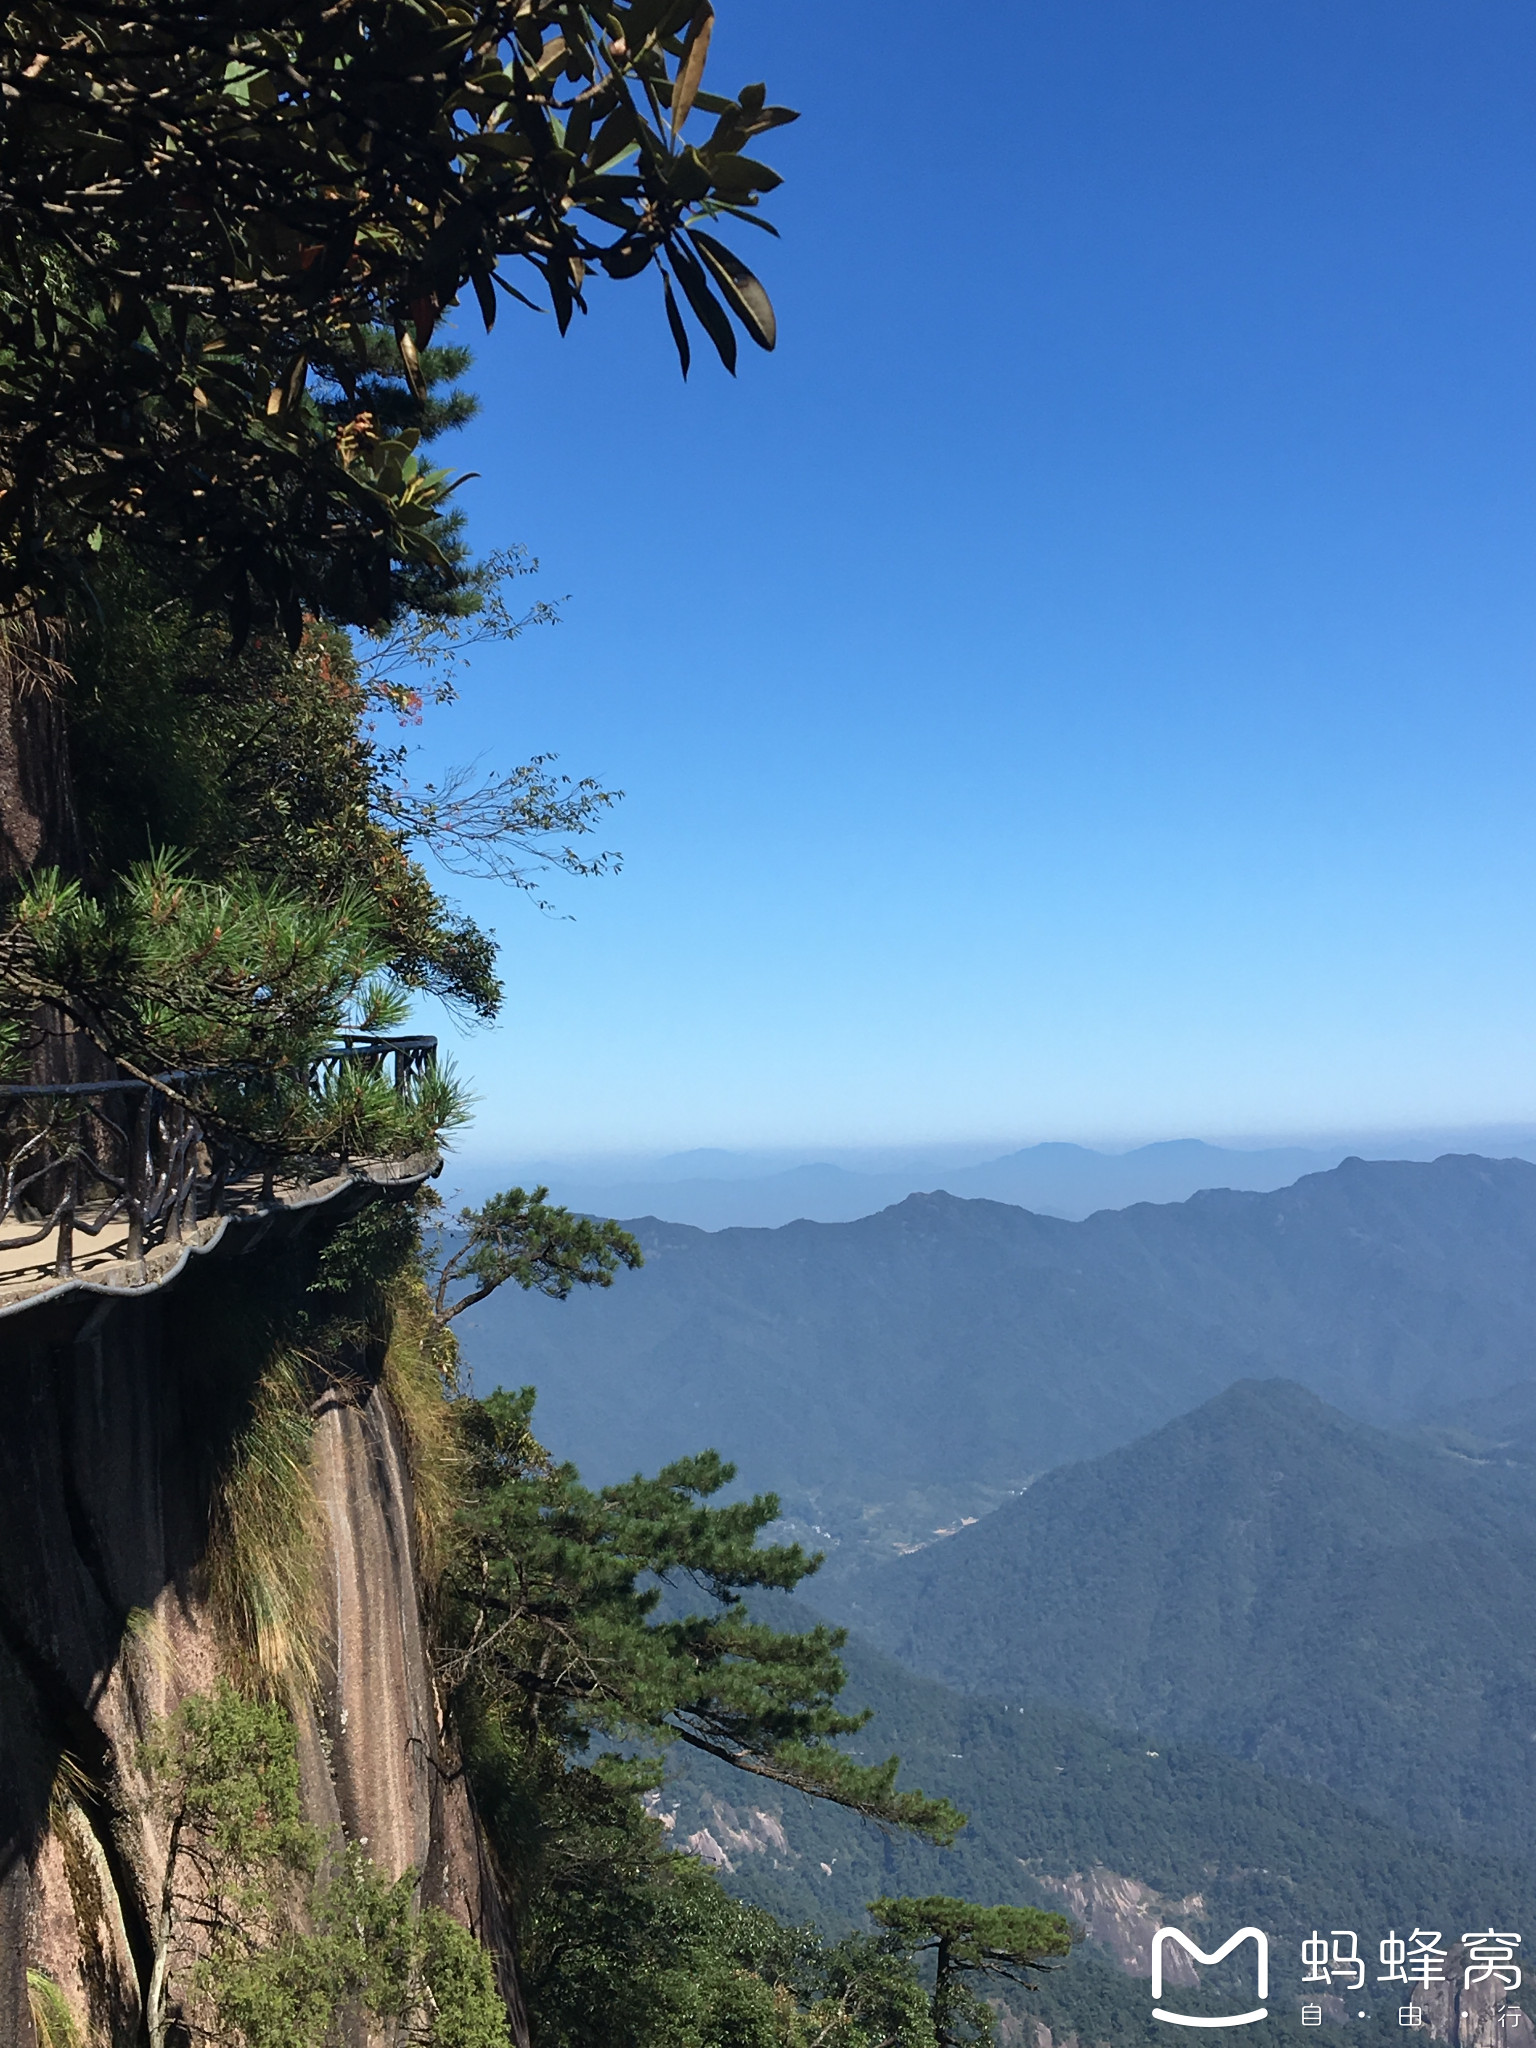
[54,1129,77,1278]
[208,1135,230,1219]
[183,1099,206,1234]
[126,1087,148,1277]
[164,1101,184,1246]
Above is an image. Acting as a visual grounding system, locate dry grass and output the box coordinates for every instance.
[204,1255,464,1692]
[380,1273,467,1595]
[206,1349,325,1696]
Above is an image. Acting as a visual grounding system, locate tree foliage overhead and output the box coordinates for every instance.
[65,550,554,1024]
[0,852,385,1064]
[0,0,796,633]
[0,369,617,1076]
[0,2,787,1088]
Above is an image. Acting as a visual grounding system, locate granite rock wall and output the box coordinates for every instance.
[0,1198,525,2047]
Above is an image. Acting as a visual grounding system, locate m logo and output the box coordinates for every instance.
[1152,1927,1269,2028]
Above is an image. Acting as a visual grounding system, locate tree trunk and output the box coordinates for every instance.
[144,1809,182,2048]
[934,1937,954,2048]
[0,608,79,879]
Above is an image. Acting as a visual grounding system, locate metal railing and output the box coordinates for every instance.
[0,1034,437,1289]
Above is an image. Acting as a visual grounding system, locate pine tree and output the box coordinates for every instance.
[869,1898,1076,2048]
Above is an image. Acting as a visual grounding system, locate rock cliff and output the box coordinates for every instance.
[0,1190,524,2047]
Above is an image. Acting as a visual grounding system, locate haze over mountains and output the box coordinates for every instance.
[529,1139,1344,1230]
[460,1154,1536,1559]
[457,1128,1536,1230]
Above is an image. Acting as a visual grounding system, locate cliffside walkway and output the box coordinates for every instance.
[0,1034,440,1312]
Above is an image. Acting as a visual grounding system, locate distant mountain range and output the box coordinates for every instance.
[458,1154,1536,1561]
[453,1154,1536,2044]
[545,1138,1346,1230]
[457,1130,1536,1230]
[835,1378,1536,1857]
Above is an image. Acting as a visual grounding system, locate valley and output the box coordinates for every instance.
[456,1155,1536,2043]
[462,1154,1536,1563]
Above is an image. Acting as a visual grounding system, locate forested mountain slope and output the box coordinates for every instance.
[838,1379,1536,1856]
[657,1619,1536,2046]
[460,1155,1536,1555]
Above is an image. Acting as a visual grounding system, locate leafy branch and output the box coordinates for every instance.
[356,547,561,716]
[1,1,799,630]
[442,1387,965,1845]
[378,761,622,903]
[432,1187,643,1323]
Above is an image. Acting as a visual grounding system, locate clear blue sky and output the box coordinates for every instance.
[408,0,1536,1162]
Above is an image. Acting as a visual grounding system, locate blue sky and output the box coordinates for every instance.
[405,0,1536,1163]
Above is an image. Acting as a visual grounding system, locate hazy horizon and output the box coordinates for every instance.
[444,1119,1536,1183]
[434,1125,1536,1231]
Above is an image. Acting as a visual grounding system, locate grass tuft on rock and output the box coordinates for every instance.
[381,1271,468,1596]
[208,1351,325,1697]
[26,1972,82,2048]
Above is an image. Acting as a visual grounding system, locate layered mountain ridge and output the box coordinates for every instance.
[480,1130,1536,1232]
[448,1150,1536,2046]
[835,1377,1536,1855]
[463,1154,1536,1560]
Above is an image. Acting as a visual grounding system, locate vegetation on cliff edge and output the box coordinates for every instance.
[1,4,1081,2039]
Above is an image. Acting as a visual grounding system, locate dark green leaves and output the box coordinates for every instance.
[688,227,775,349]
[660,266,692,376]
[0,0,797,631]
[433,1187,643,1321]
[443,1386,964,1844]
[667,231,737,372]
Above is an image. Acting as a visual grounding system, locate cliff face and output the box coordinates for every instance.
[0,1198,523,2047]
[307,1374,523,2029]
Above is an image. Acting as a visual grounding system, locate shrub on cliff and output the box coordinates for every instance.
[141,1684,511,2048]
